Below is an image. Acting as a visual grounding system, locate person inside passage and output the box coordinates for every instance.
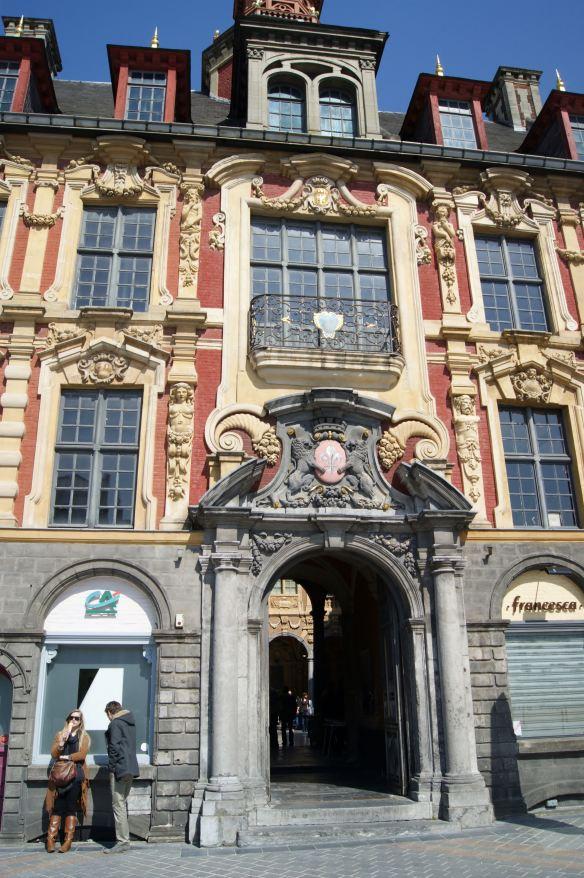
[44,709,90,853]
[104,700,140,854]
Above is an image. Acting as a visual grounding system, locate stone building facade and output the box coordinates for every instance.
[0,0,583,848]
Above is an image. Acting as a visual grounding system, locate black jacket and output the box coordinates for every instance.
[105,710,140,780]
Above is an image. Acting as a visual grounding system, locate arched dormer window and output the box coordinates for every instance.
[268,80,306,132]
[319,86,357,137]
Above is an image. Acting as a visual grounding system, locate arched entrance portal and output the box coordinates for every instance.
[265,554,409,795]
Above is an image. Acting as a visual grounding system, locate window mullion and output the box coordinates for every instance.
[500,236,520,327]
[527,409,548,526]
[316,221,323,304]
[350,224,360,299]
[90,393,106,527]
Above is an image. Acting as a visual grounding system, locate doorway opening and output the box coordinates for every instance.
[0,667,13,829]
[266,554,409,798]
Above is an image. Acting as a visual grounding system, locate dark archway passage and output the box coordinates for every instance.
[266,554,408,797]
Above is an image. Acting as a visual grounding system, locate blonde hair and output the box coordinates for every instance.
[59,709,91,749]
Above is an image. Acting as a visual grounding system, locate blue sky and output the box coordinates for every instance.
[16,0,584,111]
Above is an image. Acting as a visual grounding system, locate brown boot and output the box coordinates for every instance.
[46,814,61,853]
[58,815,76,853]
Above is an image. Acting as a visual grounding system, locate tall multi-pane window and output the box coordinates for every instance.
[320,87,356,137]
[250,218,393,352]
[475,236,548,332]
[438,99,477,148]
[0,61,19,112]
[499,407,578,528]
[125,70,166,122]
[570,115,584,160]
[51,391,142,528]
[0,201,6,231]
[74,207,156,311]
[268,81,305,132]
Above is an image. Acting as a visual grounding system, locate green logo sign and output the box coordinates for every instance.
[84,590,120,617]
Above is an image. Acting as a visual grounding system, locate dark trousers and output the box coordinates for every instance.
[281,717,294,746]
[53,780,81,817]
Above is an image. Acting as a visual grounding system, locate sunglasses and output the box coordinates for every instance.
[68,715,81,721]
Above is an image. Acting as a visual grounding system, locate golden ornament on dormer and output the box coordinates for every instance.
[15,15,24,36]
[151,27,159,49]
[555,69,566,91]
[435,54,444,76]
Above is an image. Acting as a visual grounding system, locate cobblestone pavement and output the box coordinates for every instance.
[0,810,583,878]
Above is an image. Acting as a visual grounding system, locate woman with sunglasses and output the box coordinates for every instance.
[44,709,90,853]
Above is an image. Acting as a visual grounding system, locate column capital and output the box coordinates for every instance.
[210,553,252,574]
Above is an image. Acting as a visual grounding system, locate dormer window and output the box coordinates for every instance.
[268,81,305,132]
[126,70,167,122]
[0,60,19,111]
[320,87,356,137]
[438,99,477,148]
[570,115,584,160]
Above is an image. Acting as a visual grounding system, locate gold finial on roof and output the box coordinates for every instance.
[435,55,444,77]
[213,29,220,40]
[555,68,566,91]
[15,15,24,36]
[151,27,159,49]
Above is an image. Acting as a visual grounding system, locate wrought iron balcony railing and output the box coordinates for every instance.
[249,294,401,355]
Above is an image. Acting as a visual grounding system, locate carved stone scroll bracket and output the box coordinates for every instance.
[414,224,431,265]
[166,382,195,503]
[251,531,293,577]
[214,412,281,466]
[431,199,461,312]
[377,411,448,471]
[209,211,226,251]
[451,394,485,508]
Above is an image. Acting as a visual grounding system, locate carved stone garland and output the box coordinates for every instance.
[451,394,483,505]
[251,531,293,576]
[251,175,378,218]
[370,534,418,576]
[167,383,195,501]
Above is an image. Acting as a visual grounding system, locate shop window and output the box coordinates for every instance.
[438,99,477,148]
[475,236,549,332]
[499,407,578,528]
[0,61,19,112]
[570,115,584,160]
[35,578,156,764]
[503,571,584,738]
[319,87,356,137]
[249,218,395,353]
[268,80,306,132]
[51,390,142,528]
[126,70,167,122]
[73,206,156,311]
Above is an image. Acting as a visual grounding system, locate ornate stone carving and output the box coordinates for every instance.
[251,531,293,576]
[209,211,226,250]
[123,324,164,346]
[167,383,195,501]
[478,189,525,228]
[21,205,63,228]
[511,367,552,403]
[246,47,264,59]
[378,417,443,470]
[45,322,91,348]
[359,58,377,70]
[545,348,577,368]
[556,247,584,266]
[215,412,281,466]
[178,183,203,290]
[452,395,483,504]
[78,352,129,384]
[0,137,34,170]
[252,175,377,217]
[414,224,431,265]
[432,202,458,306]
[375,183,390,206]
[477,344,509,364]
[94,163,144,199]
[371,534,417,576]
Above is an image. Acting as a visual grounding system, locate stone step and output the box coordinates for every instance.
[237,817,458,848]
[250,798,432,827]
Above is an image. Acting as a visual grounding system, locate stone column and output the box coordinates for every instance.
[198,545,248,846]
[432,551,493,825]
[404,619,433,802]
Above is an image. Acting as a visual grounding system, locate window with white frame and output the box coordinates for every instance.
[475,236,549,332]
[0,61,19,112]
[319,86,356,137]
[51,390,142,528]
[268,80,306,132]
[249,218,394,353]
[499,407,578,528]
[125,70,167,122]
[36,579,156,764]
[570,115,584,160]
[438,99,477,148]
[73,206,156,311]
[0,201,6,230]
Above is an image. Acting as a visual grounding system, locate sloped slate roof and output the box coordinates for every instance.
[52,79,526,151]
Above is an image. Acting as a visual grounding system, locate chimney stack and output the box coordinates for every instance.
[485,66,542,131]
[2,16,62,76]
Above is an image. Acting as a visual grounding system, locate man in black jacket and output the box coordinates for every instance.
[103,701,140,854]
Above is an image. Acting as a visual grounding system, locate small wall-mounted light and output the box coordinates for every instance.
[482,545,493,564]
[175,613,184,629]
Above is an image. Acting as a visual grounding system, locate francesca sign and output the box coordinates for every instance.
[502,571,584,622]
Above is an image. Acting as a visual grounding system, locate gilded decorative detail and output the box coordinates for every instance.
[452,394,483,504]
[178,183,204,290]
[215,412,281,466]
[78,352,129,384]
[414,224,431,265]
[511,367,552,403]
[167,383,195,501]
[209,211,226,250]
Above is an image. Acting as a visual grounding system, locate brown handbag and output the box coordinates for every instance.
[49,759,76,788]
